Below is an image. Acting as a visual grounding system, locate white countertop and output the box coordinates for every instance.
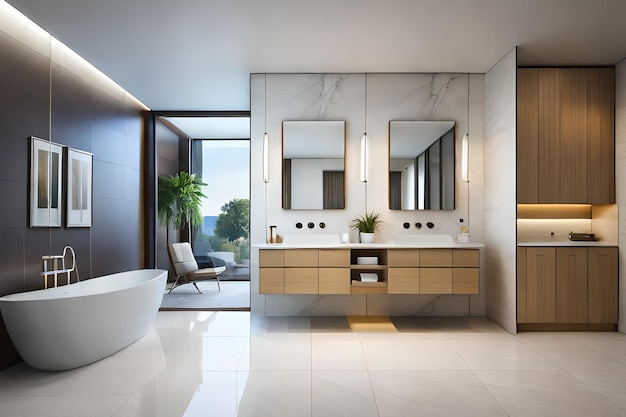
[255,242,485,249]
[518,241,617,247]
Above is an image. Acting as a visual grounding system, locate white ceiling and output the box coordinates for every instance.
[6,0,626,111]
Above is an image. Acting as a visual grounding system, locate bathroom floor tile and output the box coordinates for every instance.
[2,312,626,417]
[369,370,508,417]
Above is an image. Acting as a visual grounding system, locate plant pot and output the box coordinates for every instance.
[359,232,375,243]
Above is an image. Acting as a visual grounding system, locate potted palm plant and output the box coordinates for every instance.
[350,212,382,243]
[158,171,207,243]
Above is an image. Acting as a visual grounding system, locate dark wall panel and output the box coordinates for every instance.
[0,25,147,371]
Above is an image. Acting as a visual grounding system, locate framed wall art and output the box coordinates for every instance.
[66,148,93,227]
[30,136,63,227]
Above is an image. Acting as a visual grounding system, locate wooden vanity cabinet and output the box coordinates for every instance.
[517,246,617,327]
[261,247,481,296]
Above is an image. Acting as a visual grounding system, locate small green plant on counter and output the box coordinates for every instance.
[350,212,382,233]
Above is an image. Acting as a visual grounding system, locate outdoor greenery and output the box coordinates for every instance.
[158,171,207,231]
[350,212,382,233]
[214,198,250,241]
[213,198,250,262]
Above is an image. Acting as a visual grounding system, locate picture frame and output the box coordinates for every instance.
[30,137,64,227]
[66,148,93,227]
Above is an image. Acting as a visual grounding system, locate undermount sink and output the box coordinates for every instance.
[390,234,454,246]
[281,234,341,246]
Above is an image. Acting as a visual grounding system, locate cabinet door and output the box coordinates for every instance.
[388,268,419,294]
[260,267,284,294]
[556,247,587,323]
[420,268,452,294]
[284,268,318,294]
[560,68,588,203]
[453,249,479,267]
[525,247,556,323]
[588,247,618,324]
[517,247,528,323]
[517,68,539,203]
[319,268,350,294]
[538,68,561,203]
[587,68,615,204]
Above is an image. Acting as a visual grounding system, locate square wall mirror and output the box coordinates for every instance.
[282,121,346,210]
[389,121,455,210]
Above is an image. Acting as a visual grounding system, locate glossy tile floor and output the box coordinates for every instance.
[2,312,626,416]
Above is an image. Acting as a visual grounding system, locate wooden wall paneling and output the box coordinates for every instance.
[588,247,618,324]
[517,68,539,203]
[587,68,615,204]
[538,68,562,203]
[526,247,556,323]
[556,247,588,323]
[560,68,588,203]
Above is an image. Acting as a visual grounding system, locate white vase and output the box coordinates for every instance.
[359,232,375,243]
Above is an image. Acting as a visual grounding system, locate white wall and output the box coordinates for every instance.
[616,59,626,334]
[483,48,518,334]
[250,72,486,316]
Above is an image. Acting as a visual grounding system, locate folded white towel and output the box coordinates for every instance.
[360,273,379,282]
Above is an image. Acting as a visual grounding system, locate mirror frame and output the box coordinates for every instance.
[388,120,456,211]
[282,120,346,210]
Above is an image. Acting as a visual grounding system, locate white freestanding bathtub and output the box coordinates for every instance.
[0,269,167,371]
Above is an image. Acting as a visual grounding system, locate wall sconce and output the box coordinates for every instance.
[461,133,469,183]
[360,133,368,182]
[263,132,269,183]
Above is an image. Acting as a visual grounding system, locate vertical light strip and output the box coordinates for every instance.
[263,74,269,184]
[360,133,368,182]
[461,133,469,183]
[263,132,269,183]
[462,73,470,183]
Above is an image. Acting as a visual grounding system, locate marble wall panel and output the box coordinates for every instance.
[483,48,518,334]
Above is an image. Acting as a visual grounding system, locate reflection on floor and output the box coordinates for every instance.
[2,312,626,416]
[160,281,250,310]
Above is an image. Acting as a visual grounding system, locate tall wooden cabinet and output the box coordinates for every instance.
[517,67,615,204]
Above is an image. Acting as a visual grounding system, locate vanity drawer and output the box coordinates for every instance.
[260,249,284,267]
[420,249,452,267]
[453,268,479,294]
[259,267,284,294]
[319,249,350,267]
[453,249,479,267]
[319,268,350,294]
[420,268,452,293]
[284,268,318,293]
[388,249,420,267]
[285,249,318,267]
[388,267,419,294]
